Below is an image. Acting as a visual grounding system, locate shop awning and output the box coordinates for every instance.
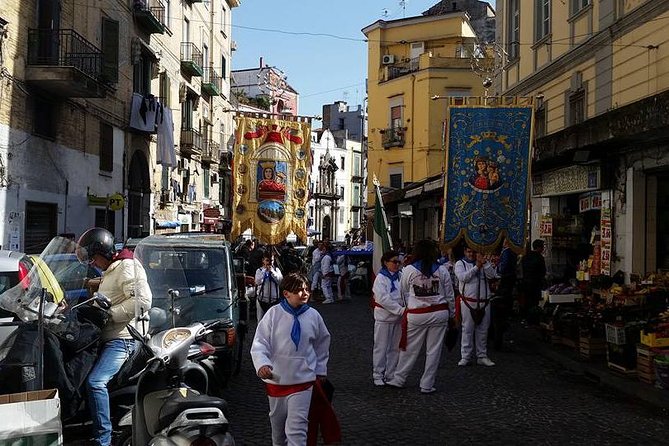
[155,220,180,229]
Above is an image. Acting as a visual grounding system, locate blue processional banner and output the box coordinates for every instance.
[441,105,533,253]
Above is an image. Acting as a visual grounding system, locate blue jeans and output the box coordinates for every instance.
[87,339,135,446]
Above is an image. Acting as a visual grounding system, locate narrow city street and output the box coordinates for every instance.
[223,294,669,446]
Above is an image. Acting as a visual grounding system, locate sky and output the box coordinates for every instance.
[232,0,496,122]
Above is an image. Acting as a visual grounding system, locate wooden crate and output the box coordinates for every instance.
[636,344,669,384]
[607,361,637,376]
[579,337,607,360]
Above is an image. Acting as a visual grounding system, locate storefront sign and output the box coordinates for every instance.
[578,192,602,213]
[600,207,612,275]
[539,216,553,237]
[203,207,221,218]
[533,165,600,197]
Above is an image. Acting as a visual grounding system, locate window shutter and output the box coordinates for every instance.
[101,18,119,83]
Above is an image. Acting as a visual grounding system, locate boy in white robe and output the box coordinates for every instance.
[255,253,284,320]
[251,273,331,446]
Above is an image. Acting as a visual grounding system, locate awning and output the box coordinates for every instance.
[404,186,423,198]
[155,220,180,229]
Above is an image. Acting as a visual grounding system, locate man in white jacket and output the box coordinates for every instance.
[454,245,499,367]
[320,243,335,304]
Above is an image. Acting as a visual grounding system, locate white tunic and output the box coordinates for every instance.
[254,266,283,304]
[454,259,499,299]
[251,304,331,385]
[371,273,404,322]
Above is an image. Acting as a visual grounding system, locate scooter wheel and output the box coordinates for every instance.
[113,427,131,446]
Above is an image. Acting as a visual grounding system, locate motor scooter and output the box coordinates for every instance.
[119,314,235,445]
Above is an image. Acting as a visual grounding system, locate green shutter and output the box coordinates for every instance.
[101,18,119,83]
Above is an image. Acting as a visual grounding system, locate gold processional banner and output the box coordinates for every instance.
[231,116,312,245]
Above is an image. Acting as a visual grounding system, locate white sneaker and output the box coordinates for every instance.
[322,299,334,304]
[457,358,471,366]
[477,357,496,367]
[373,379,385,386]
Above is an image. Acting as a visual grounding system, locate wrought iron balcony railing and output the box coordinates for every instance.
[27,28,103,80]
[201,140,221,164]
[180,42,203,77]
[133,0,166,34]
[202,67,222,97]
[180,127,202,156]
[381,127,406,148]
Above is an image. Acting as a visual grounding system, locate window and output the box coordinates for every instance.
[340,186,345,198]
[159,71,171,106]
[202,43,209,70]
[535,0,550,41]
[133,54,152,95]
[391,105,402,129]
[507,0,520,60]
[571,0,590,15]
[161,0,170,29]
[568,90,585,126]
[161,165,170,191]
[220,3,227,37]
[95,209,115,234]
[203,167,210,198]
[339,208,344,224]
[352,210,360,228]
[181,96,195,129]
[101,18,119,84]
[535,99,547,138]
[340,156,345,170]
[353,154,361,177]
[352,184,360,206]
[33,96,56,139]
[389,173,402,189]
[221,55,227,79]
[339,118,345,130]
[99,122,113,172]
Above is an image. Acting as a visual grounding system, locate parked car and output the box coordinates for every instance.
[0,250,32,345]
[134,233,246,388]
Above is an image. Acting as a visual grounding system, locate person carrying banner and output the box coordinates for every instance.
[454,244,500,367]
[371,250,405,386]
[255,253,284,320]
[386,240,454,394]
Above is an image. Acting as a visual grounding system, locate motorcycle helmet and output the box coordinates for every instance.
[77,228,116,261]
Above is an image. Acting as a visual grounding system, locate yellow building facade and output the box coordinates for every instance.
[497,0,669,278]
[363,13,486,207]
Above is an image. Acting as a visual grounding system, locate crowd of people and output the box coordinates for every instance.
[244,235,546,445]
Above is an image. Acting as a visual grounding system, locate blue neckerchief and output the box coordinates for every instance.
[379,267,400,292]
[279,300,310,351]
[412,260,440,276]
[261,269,279,300]
[462,257,476,265]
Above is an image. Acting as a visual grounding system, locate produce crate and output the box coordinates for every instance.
[579,336,607,360]
[605,323,642,346]
[640,331,669,348]
[636,344,657,384]
[607,343,637,372]
[654,356,669,389]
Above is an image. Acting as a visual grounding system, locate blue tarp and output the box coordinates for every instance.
[336,242,373,256]
[155,220,180,229]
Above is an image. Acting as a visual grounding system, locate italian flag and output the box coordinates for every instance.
[372,178,392,274]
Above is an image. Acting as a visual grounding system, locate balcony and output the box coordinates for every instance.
[381,127,406,149]
[201,139,221,164]
[180,128,203,157]
[26,29,107,97]
[382,54,474,82]
[202,67,222,97]
[180,42,203,77]
[133,0,166,34]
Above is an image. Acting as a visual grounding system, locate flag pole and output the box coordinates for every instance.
[373,174,393,251]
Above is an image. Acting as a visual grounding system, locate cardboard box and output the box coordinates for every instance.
[0,389,62,445]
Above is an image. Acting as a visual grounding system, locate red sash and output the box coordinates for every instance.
[399,303,450,350]
[265,381,314,397]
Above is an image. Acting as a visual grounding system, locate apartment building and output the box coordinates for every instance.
[362,11,487,243]
[497,0,669,278]
[0,0,239,251]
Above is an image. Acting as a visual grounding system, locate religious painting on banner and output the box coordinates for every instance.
[441,103,533,253]
[231,116,312,244]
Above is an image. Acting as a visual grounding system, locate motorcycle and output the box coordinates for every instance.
[119,313,235,445]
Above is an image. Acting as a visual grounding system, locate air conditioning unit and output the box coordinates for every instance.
[231,40,237,51]
[382,54,395,65]
[178,158,190,171]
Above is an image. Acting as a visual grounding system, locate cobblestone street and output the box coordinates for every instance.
[223,294,669,446]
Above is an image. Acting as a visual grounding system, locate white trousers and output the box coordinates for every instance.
[372,320,402,382]
[310,269,322,291]
[268,387,313,446]
[391,321,448,391]
[460,302,491,360]
[322,276,334,300]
